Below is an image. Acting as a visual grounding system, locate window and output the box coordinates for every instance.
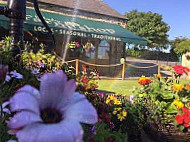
[84,41,95,59]
[98,40,110,59]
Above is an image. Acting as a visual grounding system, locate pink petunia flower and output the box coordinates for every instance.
[8,70,97,142]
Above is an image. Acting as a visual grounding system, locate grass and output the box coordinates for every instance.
[97,79,139,96]
[97,79,190,96]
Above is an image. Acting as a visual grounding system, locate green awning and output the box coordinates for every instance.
[0,4,147,45]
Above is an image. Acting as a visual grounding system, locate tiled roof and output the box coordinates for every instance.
[39,0,125,19]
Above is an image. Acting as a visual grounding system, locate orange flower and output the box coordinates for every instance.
[138,76,151,86]
[173,84,184,92]
[156,73,162,79]
[185,84,190,91]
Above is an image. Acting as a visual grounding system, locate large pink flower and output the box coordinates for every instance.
[8,70,97,142]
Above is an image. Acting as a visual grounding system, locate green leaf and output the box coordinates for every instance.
[160,92,174,100]
[167,104,178,114]
[179,125,185,131]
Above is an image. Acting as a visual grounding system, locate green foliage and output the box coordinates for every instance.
[124,10,170,49]
[133,74,190,132]
[84,92,143,141]
[174,39,190,55]
[22,44,62,72]
[126,48,141,58]
[83,122,128,142]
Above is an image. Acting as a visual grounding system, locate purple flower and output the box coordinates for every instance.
[8,70,97,142]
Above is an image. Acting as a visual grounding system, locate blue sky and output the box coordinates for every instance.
[103,0,190,40]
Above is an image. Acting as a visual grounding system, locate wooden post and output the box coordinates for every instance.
[122,62,126,80]
[158,64,161,75]
[76,59,79,75]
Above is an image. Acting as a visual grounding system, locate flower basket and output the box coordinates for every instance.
[144,122,190,142]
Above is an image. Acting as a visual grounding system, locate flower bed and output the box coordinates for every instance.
[133,66,190,142]
[0,37,144,142]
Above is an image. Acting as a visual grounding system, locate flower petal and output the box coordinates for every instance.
[2,101,10,108]
[16,119,83,142]
[7,140,17,142]
[17,85,40,97]
[40,70,76,109]
[10,92,40,114]
[8,111,42,129]
[3,108,11,114]
[64,93,98,124]
[56,79,77,110]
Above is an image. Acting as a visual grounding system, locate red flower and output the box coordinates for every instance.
[105,138,115,142]
[173,65,190,76]
[138,76,151,86]
[183,113,190,123]
[182,107,190,113]
[82,65,89,73]
[101,112,111,123]
[88,137,96,142]
[184,123,190,128]
[82,76,89,84]
[14,84,25,92]
[175,114,184,124]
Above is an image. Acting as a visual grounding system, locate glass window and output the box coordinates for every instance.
[84,41,95,59]
[98,40,110,59]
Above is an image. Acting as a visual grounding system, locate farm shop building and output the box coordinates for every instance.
[0,0,147,76]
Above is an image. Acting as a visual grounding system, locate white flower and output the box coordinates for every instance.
[0,101,11,117]
[5,75,11,82]
[130,95,135,104]
[8,70,97,142]
[10,70,23,79]
[31,68,40,75]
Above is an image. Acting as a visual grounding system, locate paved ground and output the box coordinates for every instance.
[125,57,180,78]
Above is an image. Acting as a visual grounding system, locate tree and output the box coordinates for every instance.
[173,39,190,55]
[170,37,188,51]
[124,10,170,49]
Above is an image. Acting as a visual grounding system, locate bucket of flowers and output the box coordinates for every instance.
[67,41,82,57]
[133,65,190,142]
[83,41,95,53]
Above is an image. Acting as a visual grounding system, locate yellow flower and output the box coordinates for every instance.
[156,73,162,79]
[173,84,184,92]
[114,99,122,105]
[106,95,115,104]
[173,100,184,109]
[117,110,127,121]
[139,94,145,97]
[113,107,122,115]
